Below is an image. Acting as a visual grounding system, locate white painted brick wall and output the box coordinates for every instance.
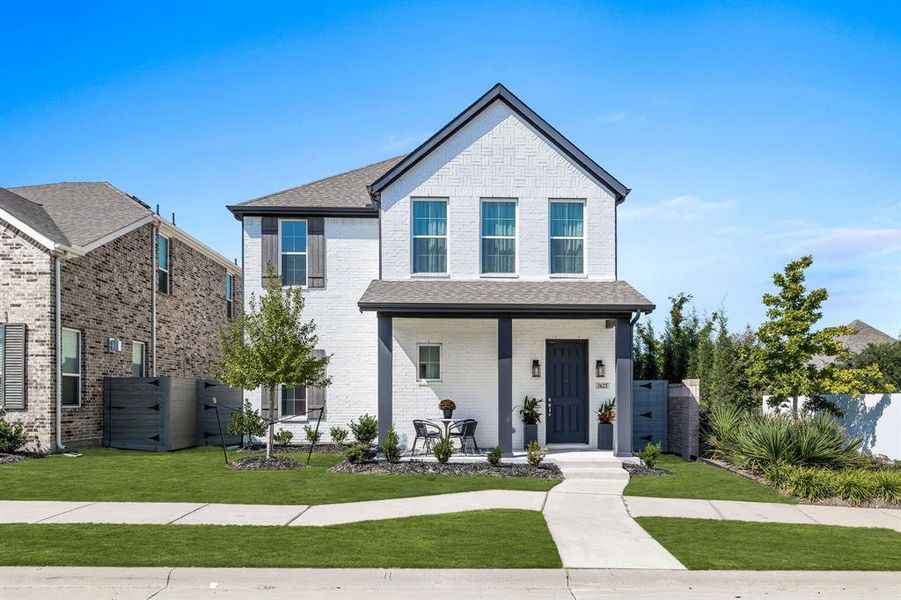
[391,318,616,450]
[380,101,617,280]
[243,216,379,442]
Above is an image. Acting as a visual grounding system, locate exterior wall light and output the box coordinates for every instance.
[531,359,541,378]
[595,359,605,378]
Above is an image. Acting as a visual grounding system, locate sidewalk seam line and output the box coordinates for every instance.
[707,500,726,520]
[284,506,311,526]
[167,503,209,525]
[795,505,822,524]
[33,502,98,524]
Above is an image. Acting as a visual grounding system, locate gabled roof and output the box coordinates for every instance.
[0,187,70,245]
[368,83,630,202]
[7,182,150,247]
[811,320,897,368]
[227,156,405,218]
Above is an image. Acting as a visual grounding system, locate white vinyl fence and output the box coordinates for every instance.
[763,393,901,460]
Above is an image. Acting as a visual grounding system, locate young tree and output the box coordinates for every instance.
[633,321,661,380]
[216,266,330,459]
[660,293,697,382]
[749,256,889,415]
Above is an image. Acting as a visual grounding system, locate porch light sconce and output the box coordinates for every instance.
[531,360,541,378]
[595,360,606,378]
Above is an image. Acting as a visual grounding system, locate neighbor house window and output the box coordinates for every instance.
[0,325,4,406]
[417,344,441,381]
[225,273,234,319]
[412,199,447,274]
[280,220,307,286]
[61,328,81,407]
[280,386,307,419]
[157,234,170,294]
[481,200,516,274]
[549,201,585,274]
[131,341,146,377]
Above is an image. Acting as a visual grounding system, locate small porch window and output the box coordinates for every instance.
[412,199,447,274]
[549,201,585,275]
[281,386,307,419]
[417,343,441,381]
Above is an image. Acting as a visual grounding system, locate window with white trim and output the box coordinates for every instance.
[481,200,516,274]
[549,201,585,274]
[417,344,441,381]
[225,273,234,319]
[280,386,307,419]
[131,341,146,377]
[61,328,81,407]
[412,199,447,274]
[157,234,170,294]
[280,220,308,286]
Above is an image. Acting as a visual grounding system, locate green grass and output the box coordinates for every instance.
[624,454,794,503]
[0,447,557,505]
[0,510,560,568]
[637,517,901,570]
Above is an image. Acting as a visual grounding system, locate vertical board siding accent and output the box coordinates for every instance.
[2,324,27,410]
[307,217,325,288]
[307,348,327,419]
[261,216,279,286]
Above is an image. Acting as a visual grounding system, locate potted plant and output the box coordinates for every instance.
[518,396,542,447]
[439,399,456,419]
[595,399,615,451]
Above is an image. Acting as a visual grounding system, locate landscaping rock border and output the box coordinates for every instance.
[0,453,28,465]
[330,460,563,480]
[227,456,306,471]
[623,462,673,477]
[236,443,348,455]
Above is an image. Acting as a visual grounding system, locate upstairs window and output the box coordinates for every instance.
[481,200,516,274]
[157,234,170,294]
[225,273,234,319]
[131,341,146,377]
[412,199,447,274]
[61,328,81,407]
[280,220,308,286]
[549,201,585,275]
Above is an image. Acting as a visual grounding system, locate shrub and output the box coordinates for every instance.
[526,441,546,467]
[874,470,901,503]
[349,414,379,446]
[595,399,615,424]
[382,428,402,463]
[704,404,746,460]
[329,426,349,444]
[344,442,376,464]
[274,428,293,448]
[303,425,321,446]
[0,411,27,454]
[763,465,901,505]
[227,400,267,447]
[637,441,662,468]
[487,446,502,466]
[433,437,454,464]
[518,396,543,425]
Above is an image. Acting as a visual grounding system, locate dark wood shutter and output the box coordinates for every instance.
[2,324,26,410]
[261,217,279,287]
[307,349,327,420]
[307,217,325,288]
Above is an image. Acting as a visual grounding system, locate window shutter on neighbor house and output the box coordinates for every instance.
[261,216,279,287]
[307,349,327,420]
[2,324,26,410]
[307,217,325,288]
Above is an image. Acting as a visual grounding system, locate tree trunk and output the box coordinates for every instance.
[267,385,276,460]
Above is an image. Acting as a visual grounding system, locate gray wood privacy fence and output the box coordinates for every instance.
[103,377,242,451]
[632,379,669,452]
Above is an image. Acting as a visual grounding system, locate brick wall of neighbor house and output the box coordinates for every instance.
[0,222,54,450]
[379,101,617,280]
[155,233,243,380]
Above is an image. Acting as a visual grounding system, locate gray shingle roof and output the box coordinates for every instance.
[812,320,898,368]
[358,279,654,314]
[0,188,70,245]
[7,182,151,247]
[229,156,406,214]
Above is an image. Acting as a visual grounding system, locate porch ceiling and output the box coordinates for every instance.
[358,279,654,316]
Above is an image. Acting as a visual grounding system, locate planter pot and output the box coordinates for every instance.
[523,423,538,448]
[597,423,614,451]
[443,409,454,419]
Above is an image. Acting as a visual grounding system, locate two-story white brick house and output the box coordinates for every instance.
[229,84,654,457]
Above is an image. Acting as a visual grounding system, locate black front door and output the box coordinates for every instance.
[545,341,588,444]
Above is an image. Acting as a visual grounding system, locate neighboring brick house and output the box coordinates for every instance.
[0,183,242,450]
[229,84,654,457]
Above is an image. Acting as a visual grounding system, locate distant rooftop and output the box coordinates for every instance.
[812,319,897,368]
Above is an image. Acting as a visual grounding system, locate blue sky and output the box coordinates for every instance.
[2,1,899,335]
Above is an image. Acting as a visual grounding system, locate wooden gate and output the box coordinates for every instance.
[632,379,669,452]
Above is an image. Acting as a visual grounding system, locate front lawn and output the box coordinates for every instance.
[0,509,560,568]
[0,447,557,505]
[624,454,793,503]
[637,517,901,570]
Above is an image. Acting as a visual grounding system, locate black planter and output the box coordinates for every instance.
[523,423,538,447]
[597,423,613,451]
[443,409,454,419]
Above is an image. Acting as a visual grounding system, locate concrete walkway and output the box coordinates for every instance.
[4,567,900,599]
[625,496,901,532]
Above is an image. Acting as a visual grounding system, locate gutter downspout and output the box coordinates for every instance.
[151,223,158,376]
[54,254,65,451]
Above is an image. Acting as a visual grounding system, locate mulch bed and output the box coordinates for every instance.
[623,462,673,477]
[227,456,306,470]
[0,453,28,465]
[329,460,563,480]
[236,443,348,455]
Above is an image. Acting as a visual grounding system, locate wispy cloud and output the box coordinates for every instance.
[719,223,901,259]
[620,195,734,221]
[597,111,647,125]
[381,132,425,152]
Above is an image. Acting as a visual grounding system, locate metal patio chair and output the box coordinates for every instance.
[448,419,480,455]
[411,419,442,455]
